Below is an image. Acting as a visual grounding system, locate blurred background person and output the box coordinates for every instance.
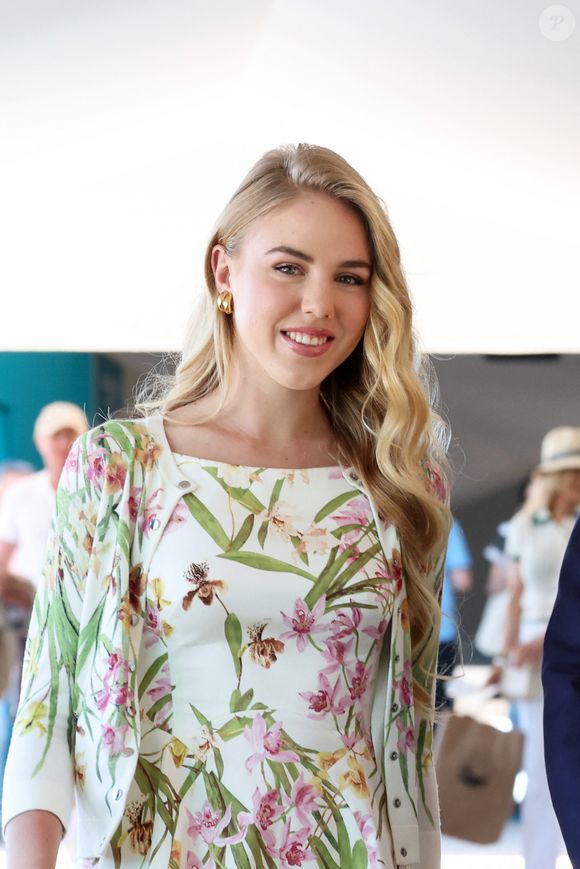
[475,474,534,661]
[491,426,580,869]
[436,516,473,711]
[0,403,87,816]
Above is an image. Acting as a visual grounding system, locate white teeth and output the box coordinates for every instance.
[285,331,329,346]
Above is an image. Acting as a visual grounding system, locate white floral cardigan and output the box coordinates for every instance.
[2,416,445,867]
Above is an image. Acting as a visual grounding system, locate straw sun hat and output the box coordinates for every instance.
[537,426,580,474]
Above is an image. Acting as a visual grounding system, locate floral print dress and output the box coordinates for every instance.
[94,455,405,869]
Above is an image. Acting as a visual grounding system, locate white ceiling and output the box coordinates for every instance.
[1,0,579,353]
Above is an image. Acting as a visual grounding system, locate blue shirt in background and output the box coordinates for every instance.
[440,518,472,643]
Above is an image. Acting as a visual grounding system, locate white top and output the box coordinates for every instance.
[506,510,577,622]
[0,469,55,586]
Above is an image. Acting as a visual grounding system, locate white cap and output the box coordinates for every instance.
[33,401,89,440]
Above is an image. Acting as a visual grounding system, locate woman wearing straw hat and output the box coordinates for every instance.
[492,426,580,869]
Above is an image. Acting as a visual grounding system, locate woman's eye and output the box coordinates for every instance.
[337,274,365,286]
[275,263,301,276]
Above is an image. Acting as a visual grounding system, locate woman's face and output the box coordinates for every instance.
[562,469,580,505]
[212,192,372,395]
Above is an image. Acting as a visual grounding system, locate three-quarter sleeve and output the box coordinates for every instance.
[2,436,94,835]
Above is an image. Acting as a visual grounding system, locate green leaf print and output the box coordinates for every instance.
[351,839,369,869]
[218,716,253,741]
[257,519,269,550]
[138,652,169,697]
[225,612,243,679]
[190,705,212,728]
[268,476,285,510]
[214,745,225,779]
[229,513,255,551]
[314,489,356,523]
[218,551,316,582]
[230,688,254,712]
[183,493,230,549]
[231,843,253,869]
[303,542,382,608]
[336,813,352,869]
[76,601,104,674]
[310,836,341,869]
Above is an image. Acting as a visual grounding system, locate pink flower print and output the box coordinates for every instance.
[394,660,413,708]
[146,661,172,702]
[346,660,369,701]
[238,787,282,832]
[166,500,188,532]
[289,774,319,826]
[128,487,141,524]
[340,731,359,751]
[353,811,380,869]
[331,496,372,542]
[328,604,362,640]
[86,448,107,485]
[263,820,315,867]
[102,723,128,756]
[396,717,415,754]
[280,596,326,652]
[186,802,246,847]
[363,618,388,641]
[95,684,111,712]
[299,672,348,720]
[320,637,354,675]
[104,651,129,683]
[186,853,204,869]
[112,683,133,707]
[144,605,163,648]
[244,714,299,773]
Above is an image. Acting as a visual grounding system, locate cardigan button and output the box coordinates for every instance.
[178,480,190,489]
[130,614,139,626]
[400,847,407,857]
[349,471,359,482]
[393,798,401,808]
[149,517,160,531]
[394,654,400,663]
[128,661,136,672]
[390,751,398,761]
[392,703,399,713]
[115,788,124,801]
[127,705,137,717]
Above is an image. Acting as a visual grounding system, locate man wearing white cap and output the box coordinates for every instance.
[0,402,88,611]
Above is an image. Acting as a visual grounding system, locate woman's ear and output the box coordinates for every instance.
[211,244,232,292]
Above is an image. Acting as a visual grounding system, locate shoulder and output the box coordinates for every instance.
[61,416,167,500]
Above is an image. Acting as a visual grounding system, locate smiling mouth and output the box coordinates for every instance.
[282,330,332,347]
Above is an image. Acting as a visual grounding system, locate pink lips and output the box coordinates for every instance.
[280,328,335,357]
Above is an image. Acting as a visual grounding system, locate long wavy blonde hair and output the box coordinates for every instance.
[137,144,451,715]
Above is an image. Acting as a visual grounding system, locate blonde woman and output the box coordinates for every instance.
[493,427,580,869]
[2,145,450,869]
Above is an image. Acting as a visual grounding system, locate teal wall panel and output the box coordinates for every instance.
[0,353,97,467]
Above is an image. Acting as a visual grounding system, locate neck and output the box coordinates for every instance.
[47,469,61,491]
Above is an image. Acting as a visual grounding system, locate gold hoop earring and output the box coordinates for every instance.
[216,291,234,315]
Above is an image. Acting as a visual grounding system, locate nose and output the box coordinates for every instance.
[301,275,335,320]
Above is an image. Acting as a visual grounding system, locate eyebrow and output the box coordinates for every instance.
[265,245,372,271]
